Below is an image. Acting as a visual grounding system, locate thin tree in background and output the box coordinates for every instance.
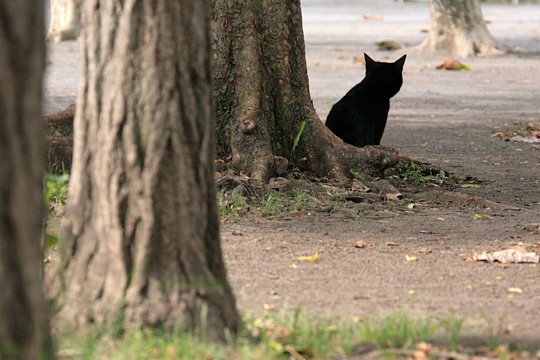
[0,1,53,358]
[47,0,81,42]
[420,0,506,57]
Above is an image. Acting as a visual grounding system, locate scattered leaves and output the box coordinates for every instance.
[469,246,539,264]
[492,131,515,139]
[436,58,471,71]
[473,214,492,220]
[376,40,402,51]
[297,252,321,261]
[385,192,403,201]
[363,13,383,20]
[405,255,417,262]
[507,287,523,294]
[355,240,376,249]
[523,223,540,234]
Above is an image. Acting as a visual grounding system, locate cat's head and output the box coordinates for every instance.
[364,53,406,98]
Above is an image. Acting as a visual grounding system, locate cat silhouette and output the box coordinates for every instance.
[325,53,406,147]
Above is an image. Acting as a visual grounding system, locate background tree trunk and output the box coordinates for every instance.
[0,1,53,358]
[47,0,81,42]
[49,0,239,341]
[420,0,506,57]
[212,0,403,184]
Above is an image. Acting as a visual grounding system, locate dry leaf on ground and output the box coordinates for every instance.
[508,287,523,294]
[385,192,403,201]
[436,58,471,71]
[474,214,492,220]
[470,246,539,264]
[297,252,321,261]
[355,240,376,249]
[363,13,383,20]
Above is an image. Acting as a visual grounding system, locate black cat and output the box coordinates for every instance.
[325,53,406,147]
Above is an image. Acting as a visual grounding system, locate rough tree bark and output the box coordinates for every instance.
[49,0,239,341]
[212,0,404,185]
[0,1,53,358]
[419,0,506,57]
[47,0,81,42]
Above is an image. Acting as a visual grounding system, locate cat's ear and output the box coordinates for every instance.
[394,54,407,68]
[364,53,375,70]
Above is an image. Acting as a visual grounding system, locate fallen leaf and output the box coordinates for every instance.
[523,223,540,234]
[289,263,298,268]
[512,244,528,254]
[407,203,416,209]
[509,135,540,144]
[472,248,539,264]
[385,192,403,201]
[355,240,376,249]
[492,131,515,139]
[416,342,432,353]
[405,255,417,262]
[297,252,321,261]
[474,214,492,220]
[436,58,471,71]
[376,39,402,51]
[363,13,383,20]
[507,287,523,294]
[353,55,365,64]
[418,247,432,254]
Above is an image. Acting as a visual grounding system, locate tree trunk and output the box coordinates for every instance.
[48,0,239,341]
[212,0,403,184]
[420,0,506,57]
[0,1,53,358]
[47,0,81,42]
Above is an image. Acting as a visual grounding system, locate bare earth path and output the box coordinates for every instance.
[44,0,540,349]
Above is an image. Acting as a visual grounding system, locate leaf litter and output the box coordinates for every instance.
[466,244,539,264]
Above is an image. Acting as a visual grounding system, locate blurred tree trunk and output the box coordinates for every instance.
[47,0,81,42]
[420,0,506,57]
[212,0,406,184]
[0,1,53,358]
[49,0,239,341]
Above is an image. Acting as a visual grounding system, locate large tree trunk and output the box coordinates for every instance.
[0,1,53,358]
[420,0,506,57]
[47,0,81,42]
[48,0,239,341]
[212,0,403,184]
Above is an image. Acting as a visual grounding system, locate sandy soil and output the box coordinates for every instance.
[223,0,540,348]
[44,0,540,349]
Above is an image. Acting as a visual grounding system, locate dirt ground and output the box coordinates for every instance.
[44,0,540,350]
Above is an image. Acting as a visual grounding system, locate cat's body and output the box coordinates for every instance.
[325,53,406,147]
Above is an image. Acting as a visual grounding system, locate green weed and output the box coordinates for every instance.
[360,311,439,349]
[44,173,70,206]
[57,310,479,360]
[291,120,307,157]
[218,191,246,218]
[400,162,447,184]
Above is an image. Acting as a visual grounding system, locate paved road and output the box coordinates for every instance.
[44,0,540,113]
